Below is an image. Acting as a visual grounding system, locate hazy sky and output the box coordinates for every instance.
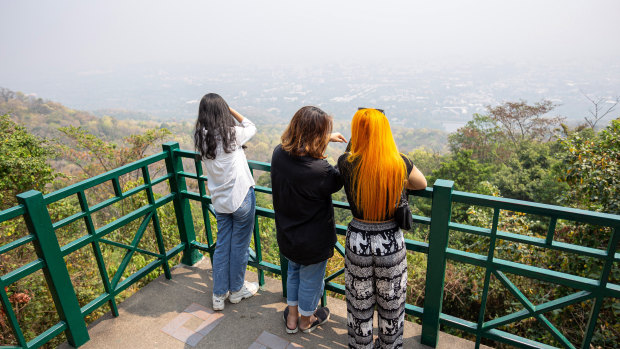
[2,0,620,77]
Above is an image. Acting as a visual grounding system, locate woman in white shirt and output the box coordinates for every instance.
[194,93,259,311]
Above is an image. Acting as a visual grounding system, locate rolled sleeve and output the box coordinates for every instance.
[236,118,257,146]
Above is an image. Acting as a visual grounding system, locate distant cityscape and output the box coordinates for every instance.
[4,61,620,131]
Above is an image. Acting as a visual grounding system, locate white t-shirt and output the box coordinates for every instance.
[202,118,256,213]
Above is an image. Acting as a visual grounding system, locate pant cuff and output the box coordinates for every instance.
[287,300,299,306]
[298,306,315,317]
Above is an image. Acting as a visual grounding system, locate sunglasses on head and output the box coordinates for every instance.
[358,107,385,114]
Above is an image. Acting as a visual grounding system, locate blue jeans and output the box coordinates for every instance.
[212,187,255,296]
[286,258,328,316]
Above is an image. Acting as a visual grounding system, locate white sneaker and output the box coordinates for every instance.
[229,281,259,304]
[212,292,229,311]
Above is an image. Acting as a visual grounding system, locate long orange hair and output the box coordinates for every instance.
[348,109,406,221]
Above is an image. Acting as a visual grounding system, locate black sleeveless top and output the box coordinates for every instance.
[337,152,414,220]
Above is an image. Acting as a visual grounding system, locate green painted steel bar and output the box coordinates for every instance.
[111,177,122,197]
[449,222,609,260]
[77,190,120,318]
[193,154,215,263]
[142,166,172,280]
[545,216,557,245]
[404,238,429,254]
[482,290,593,330]
[110,213,153,289]
[324,268,345,283]
[438,312,564,349]
[43,152,168,204]
[26,321,67,349]
[0,234,36,255]
[483,328,559,349]
[254,185,271,195]
[405,303,424,317]
[99,238,162,258]
[164,143,202,265]
[581,227,620,349]
[81,293,114,317]
[421,179,454,347]
[177,171,201,180]
[51,177,168,231]
[474,207,500,349]
[494,270,575,348]
[324,282,345,294]
[0,205,25,221]
[1,260,44,286]
[444,248,620,297]
[191,240,214,254]
[16,190,90,347]
[452,190,620,228]
[0,282,28,347]
[115,258,165,294]
[59,194,174,256]
[249,166,265,287]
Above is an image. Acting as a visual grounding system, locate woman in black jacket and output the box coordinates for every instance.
[271,106,346,334]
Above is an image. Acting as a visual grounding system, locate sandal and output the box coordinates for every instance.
[283,306,298,334]
[300,307,330,334]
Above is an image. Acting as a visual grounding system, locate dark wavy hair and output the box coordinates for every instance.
[194,93,237,160]
[281,106,332,159]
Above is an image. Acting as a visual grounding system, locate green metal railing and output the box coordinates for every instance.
[0,142,618,348]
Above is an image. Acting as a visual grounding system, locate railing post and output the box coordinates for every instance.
[421,179,454,347]
[163,142,203,265]
[17,190,90,347]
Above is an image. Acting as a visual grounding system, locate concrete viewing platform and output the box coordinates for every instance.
[60,258,486,349]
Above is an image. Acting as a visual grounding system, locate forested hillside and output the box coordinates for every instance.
[0,88,448,165]
[0,87,618,347]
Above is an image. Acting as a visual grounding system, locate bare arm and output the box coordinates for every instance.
[406,166,427,190]
[229,107,245,123]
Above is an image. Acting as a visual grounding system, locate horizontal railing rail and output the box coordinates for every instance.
[0,141,618,349]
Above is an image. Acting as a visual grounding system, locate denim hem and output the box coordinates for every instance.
[298,306,315,317]
[287,300,299,306]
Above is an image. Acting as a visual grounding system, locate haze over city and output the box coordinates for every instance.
[2,0,620,129]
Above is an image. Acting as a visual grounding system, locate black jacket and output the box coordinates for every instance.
[271,145,343,265]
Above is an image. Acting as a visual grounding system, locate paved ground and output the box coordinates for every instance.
[60,258,486,349]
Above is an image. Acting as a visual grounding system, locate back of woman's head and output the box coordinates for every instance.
[194,93,237,160]
[281,106,333,158]
[349,108,406,221]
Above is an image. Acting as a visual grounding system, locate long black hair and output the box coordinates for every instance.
[194,93,237,160]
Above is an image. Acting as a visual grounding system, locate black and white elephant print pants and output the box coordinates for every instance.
[345,219,407,349]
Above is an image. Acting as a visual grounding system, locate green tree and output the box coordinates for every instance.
[431,150,492,194]
[492,141,569,204]
[560,118,620,213]
[0,114,58,209]
[406,148,445,176]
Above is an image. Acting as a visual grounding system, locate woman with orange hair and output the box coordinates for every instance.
[337,108,426,349]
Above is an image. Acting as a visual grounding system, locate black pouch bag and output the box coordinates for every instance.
[394,188,413,230]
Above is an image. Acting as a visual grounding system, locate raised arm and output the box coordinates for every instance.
[229,107,245,123]
[230,107,256,145]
